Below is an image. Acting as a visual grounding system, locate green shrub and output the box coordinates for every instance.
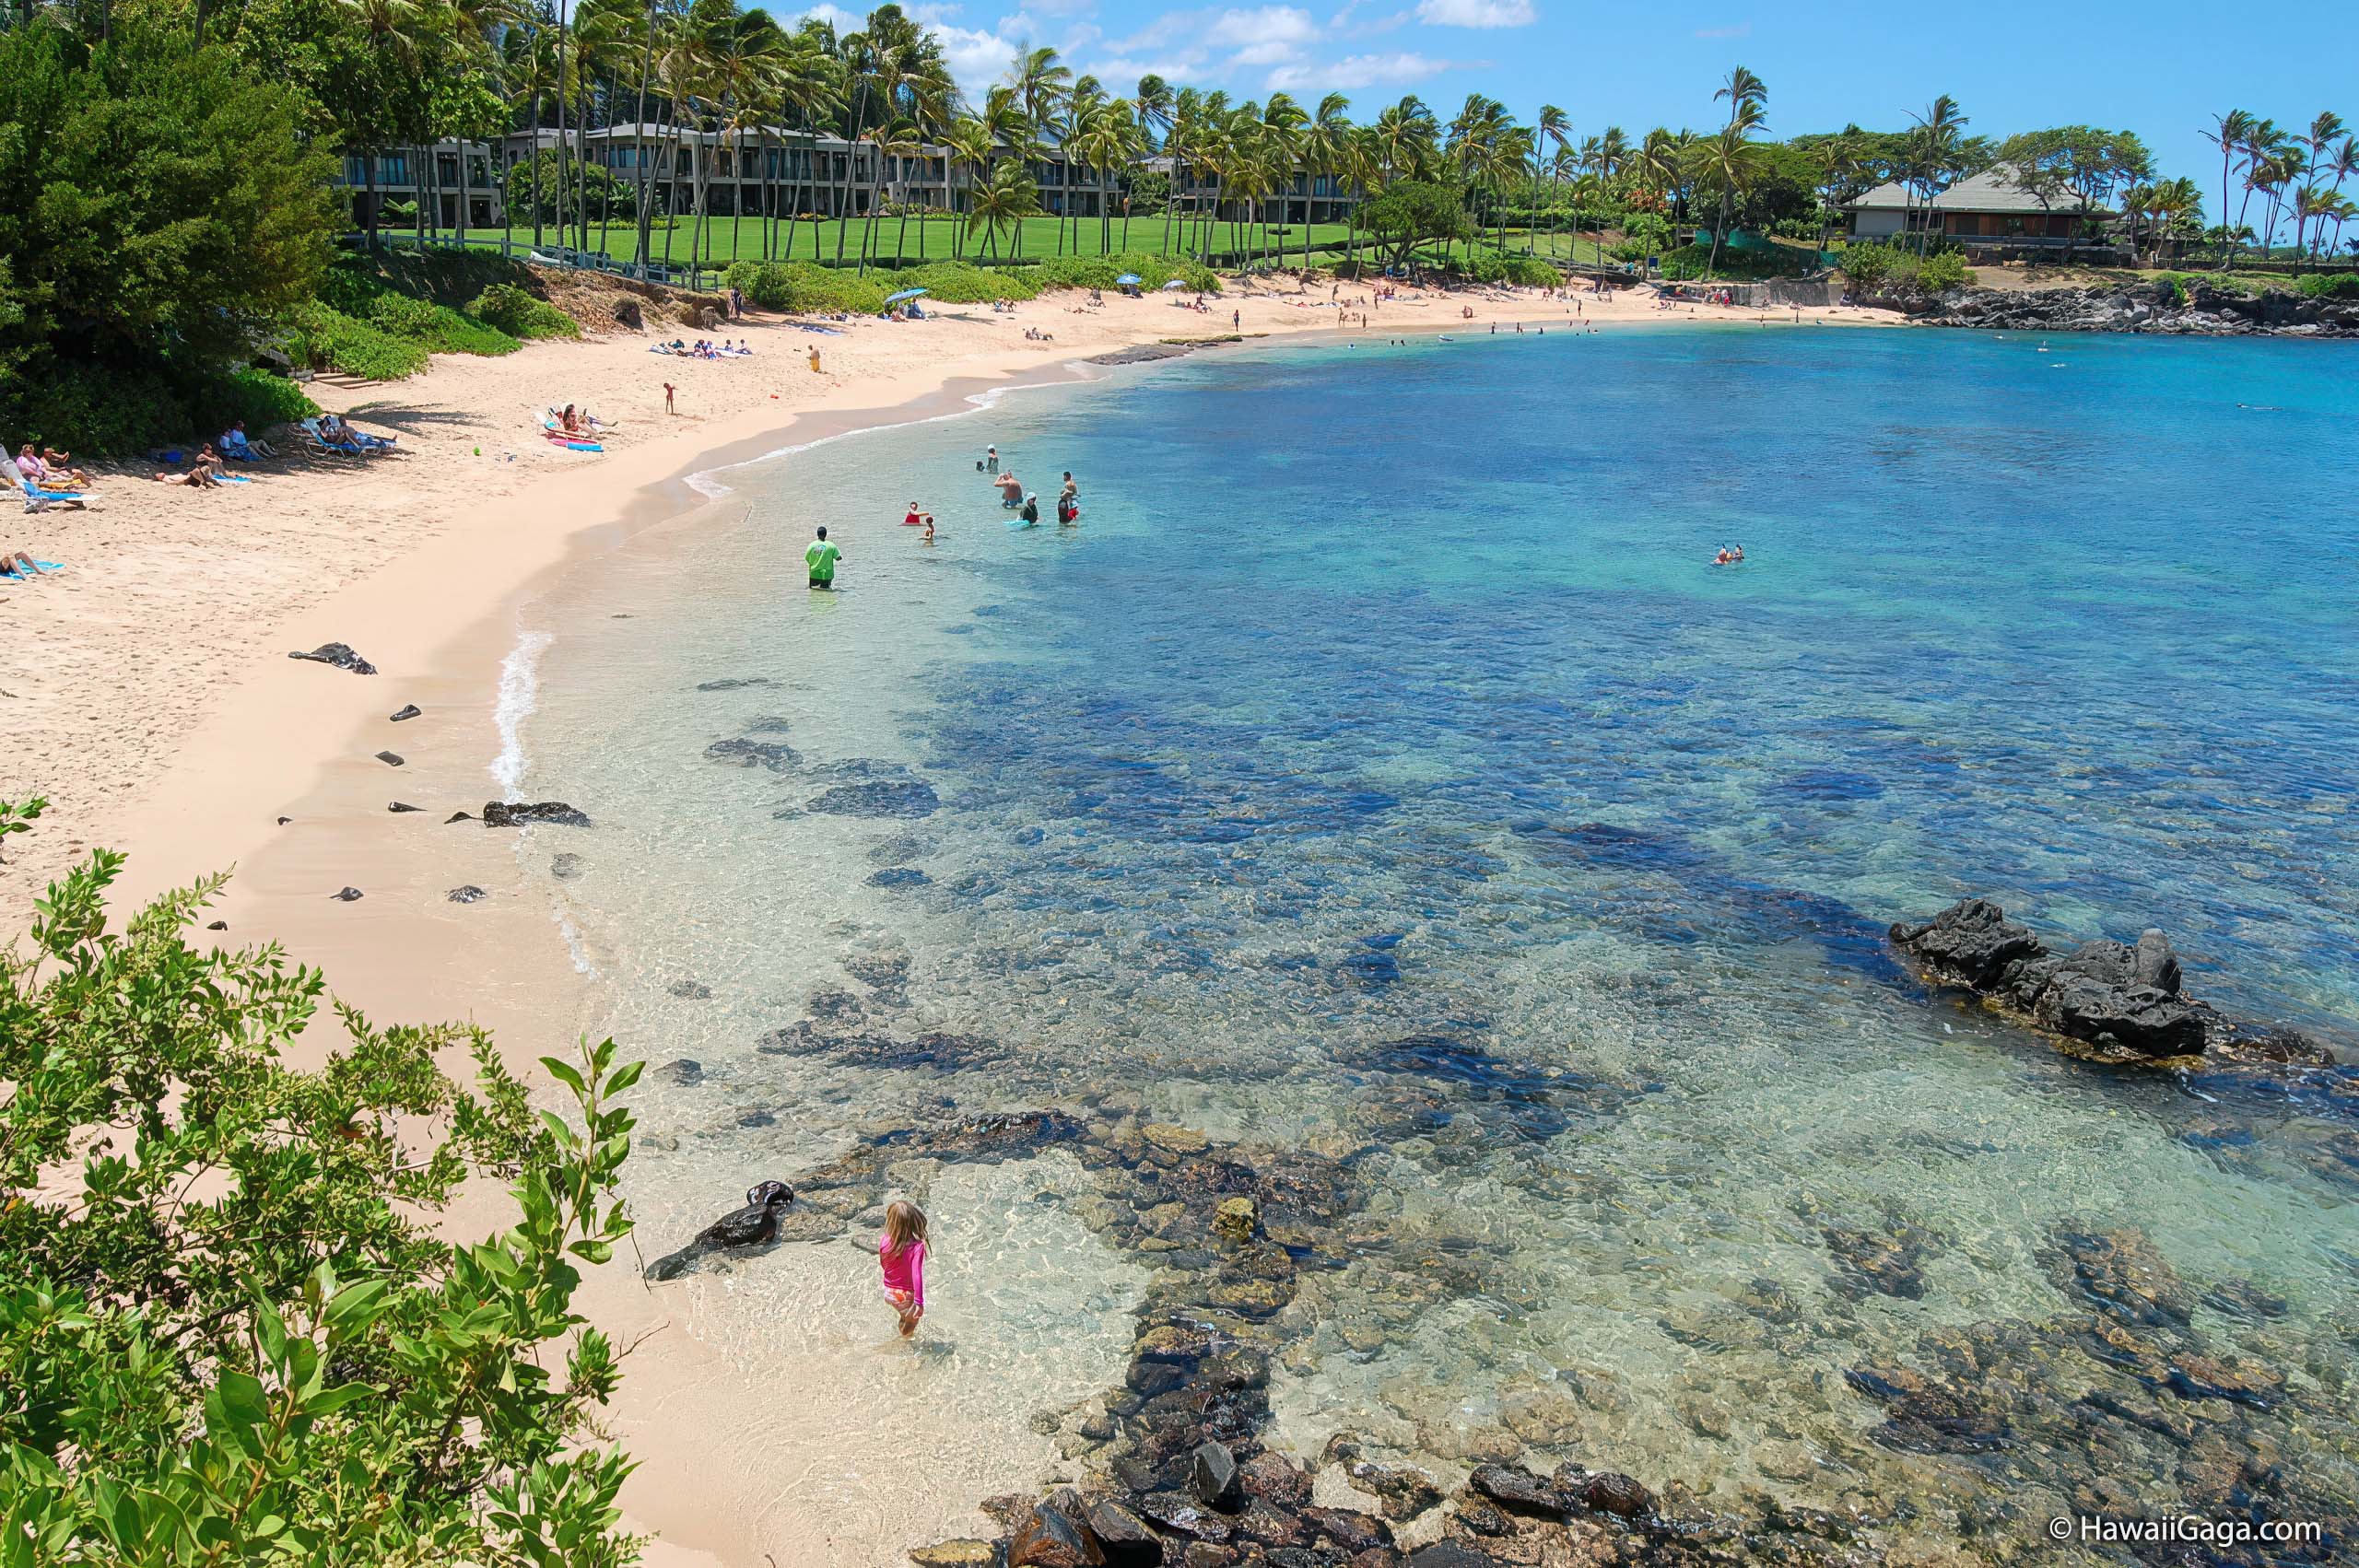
[471,282,581,339]
[1839,240,1904,292]
[2296,271,2359,300]
[285,302,431,380]
[1657,241,1811,281]
[1913,250,1975,294]
[216,366,317,431]
[0,808,645,1564]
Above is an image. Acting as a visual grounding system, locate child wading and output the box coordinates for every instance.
[878,1199,928,1337]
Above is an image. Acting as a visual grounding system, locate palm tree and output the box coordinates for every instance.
[1071,96,1138,258]
[339,0,432,247]
[1634,126,1683,253]
[1531,103,1567,257]
[966,158,1039,257]
[1133,75,1173,252]
[1903,94,1966,255]
[1696,123,1766,276]
[2233,117,2284,259]
[941,115,992,257]
[2201,109,2256,269]
[1254,92,1308,269]
[1700,68,1767,269]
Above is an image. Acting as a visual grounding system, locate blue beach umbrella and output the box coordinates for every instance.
[1115,274,1143,286]
[884,287,929,304]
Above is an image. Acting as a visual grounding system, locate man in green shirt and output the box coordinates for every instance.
[804,526,842,590]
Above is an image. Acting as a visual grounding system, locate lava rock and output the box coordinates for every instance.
[483,801,591,827]
[375,751,405,767]
[1303,1508,1392,1552]
[390,704,422,721]
[1466,1465,1562,1518]
[388,801,421,813]
[869,867,932,887]
[551,851,583,879]
[447,885,487,904]
[446,811,474,824]
[1085,1499,1165,1567]
[1578,1472,1653,1519]
[288,642,376,674]
[1888,897,2042,989]
[669,979,713,1000]
[659,1059,705,1086]
[205,920,229,931]
[329,886,364,902]
[1192,1440,1244,1511]
[1407,1546,1500,1568]
[1006,1501,1094,1568]
[1139,1493,1231,1542]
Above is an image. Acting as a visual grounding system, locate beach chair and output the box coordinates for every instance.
[298,416,365,457]
[1,456,95,510]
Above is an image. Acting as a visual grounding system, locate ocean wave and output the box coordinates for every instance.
[489,628,554,802]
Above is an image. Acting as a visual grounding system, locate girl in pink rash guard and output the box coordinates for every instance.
[879,1200,928,1336]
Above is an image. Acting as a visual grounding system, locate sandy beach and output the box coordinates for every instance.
[0,272,1901,1565]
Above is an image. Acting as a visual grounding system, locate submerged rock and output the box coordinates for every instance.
[869,867,932,887]
[669,978,713,999]
[288,642,376,674]
[705,737,801,771]
[806,778,941,819]
[483,800,591,827]
[329,886,363,901]
[446,885,487,904]
[695,675,773,691]
[550,851,583,879]
[445,811,474,824]
[388,801,421,813]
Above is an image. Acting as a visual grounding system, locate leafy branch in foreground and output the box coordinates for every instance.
[0,807,644,1566]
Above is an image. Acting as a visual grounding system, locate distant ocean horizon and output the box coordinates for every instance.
[512,323,2359,1557]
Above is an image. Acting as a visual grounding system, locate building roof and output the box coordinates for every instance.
[1848,167,2117,218]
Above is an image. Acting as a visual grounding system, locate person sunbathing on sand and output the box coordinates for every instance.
[3,551,53,578]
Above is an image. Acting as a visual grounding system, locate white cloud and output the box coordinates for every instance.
[1267,48,1445,88]
[1212,4,1321,64]
[1412,0,1532,26]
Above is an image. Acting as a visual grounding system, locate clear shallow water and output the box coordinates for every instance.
[519,326,2359,1556]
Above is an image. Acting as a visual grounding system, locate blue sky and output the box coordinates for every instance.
[795,0,2356,206]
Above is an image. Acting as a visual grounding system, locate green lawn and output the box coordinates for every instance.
[415,215,1623,274]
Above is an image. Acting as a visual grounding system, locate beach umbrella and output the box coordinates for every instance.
[1161,278,1188,290]
[884,287,929,304]
[1115,274,1143,286]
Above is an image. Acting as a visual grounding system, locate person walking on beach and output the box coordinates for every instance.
[879,1199,928,1337]
[805,525,841,590]
[663,381,676,415]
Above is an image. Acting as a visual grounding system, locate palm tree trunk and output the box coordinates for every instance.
[633,1,655,273]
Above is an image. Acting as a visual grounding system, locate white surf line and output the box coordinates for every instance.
[679,362,1109,499]
[489,626,555,803]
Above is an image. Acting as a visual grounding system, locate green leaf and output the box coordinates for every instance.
[539,1056,588,1096]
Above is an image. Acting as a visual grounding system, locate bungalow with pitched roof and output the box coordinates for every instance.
[1846,168,2118,250]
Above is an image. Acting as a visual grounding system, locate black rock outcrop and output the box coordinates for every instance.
[1889,898,2332,1063]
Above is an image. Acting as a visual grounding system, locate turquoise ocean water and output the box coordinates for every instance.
[516,324,2359,1554]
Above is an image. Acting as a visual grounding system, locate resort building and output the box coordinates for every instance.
[331,126,1124,234]
[1845,168,2118,252]
[1142,157,1360,229]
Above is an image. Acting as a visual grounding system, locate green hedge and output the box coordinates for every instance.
[724,252,1223,315]
[1657,241,1813,281]
[2295,271,2359,300]
[0,364,316,454]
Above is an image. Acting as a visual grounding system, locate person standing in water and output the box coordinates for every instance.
[986,445,999,474]
[805,525,842,589]
[1057,471,1078,523]
[878,1199,928,1337]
